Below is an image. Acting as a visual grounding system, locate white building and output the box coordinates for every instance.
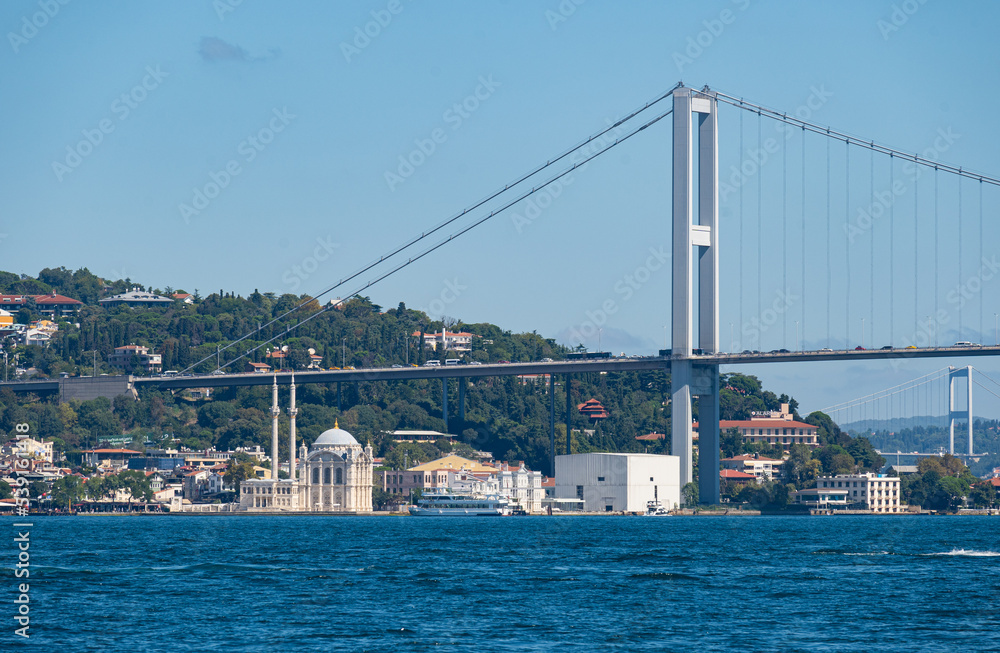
[555,453,680,512]
[816,472,901,513]
[239,423,374,512]
[498,462,544,513]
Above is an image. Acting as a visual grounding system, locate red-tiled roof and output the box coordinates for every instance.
[720,469,756,479]
[635,433,666,441]
[694,420,817,430]
[84,448,141,454]
[989,478,1000,488]
[33,294,83,305]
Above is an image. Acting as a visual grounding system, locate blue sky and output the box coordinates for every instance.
[3,0,1000,421]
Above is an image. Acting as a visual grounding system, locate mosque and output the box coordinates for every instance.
[239,375,374,512]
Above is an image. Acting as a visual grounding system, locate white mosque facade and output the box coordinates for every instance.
[239,375,374,512]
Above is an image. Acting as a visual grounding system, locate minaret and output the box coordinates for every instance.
[288,372,297,481]
[270,374,280,480]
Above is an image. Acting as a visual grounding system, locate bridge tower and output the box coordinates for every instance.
[670,86,720,504]
[948,365,974,455]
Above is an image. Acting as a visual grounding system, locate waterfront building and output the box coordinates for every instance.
[413,329,474,352]
[239,375,373,512]
[555,453,681,512]
[816,472,901,513]
[498,461,544,513]
[791,487,850,509]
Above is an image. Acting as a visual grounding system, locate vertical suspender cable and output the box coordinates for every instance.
[959,176,963,340]
[980,180,984,340]
[739,108,744,344]
[846,141,851,346]
[890,155,894,345]
[802,127,806,349]
[826,135,831,348]
[934,168,939,345]
[914,158,919,338]
[870,147,874,349]
[757,111,763,348]
[783,125,787,349]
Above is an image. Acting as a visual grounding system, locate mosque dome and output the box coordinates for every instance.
[312,420,360,448]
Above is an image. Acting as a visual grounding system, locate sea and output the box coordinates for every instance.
[5,515,999,652]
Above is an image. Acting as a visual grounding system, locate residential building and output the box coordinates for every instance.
[816,473,902,513]
[555,453,681,512]
[8,438,54,463]
[172,293,194,304]
[0,309,12,327]
[245,362,271,374]
[498,461,544,513]
[109,344,162,373]
[719,468,757,487]
[379,454,497,497]
[99,288,173,307]
[413,329,475,352]
[32,293,84,316]
[0,293,83,316]
[720,454,785,480]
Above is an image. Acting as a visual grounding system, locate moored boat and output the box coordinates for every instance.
[408,492,510,516]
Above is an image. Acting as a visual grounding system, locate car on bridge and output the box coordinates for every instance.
[854,346,866,351]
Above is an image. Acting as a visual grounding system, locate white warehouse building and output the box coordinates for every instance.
[555,453,680,513]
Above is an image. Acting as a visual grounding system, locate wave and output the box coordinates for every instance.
[844,551,890,556]
[922,549,1000,557]
[629,572,699,581]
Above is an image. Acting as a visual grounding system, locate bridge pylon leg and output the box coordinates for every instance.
[671,86,719,503]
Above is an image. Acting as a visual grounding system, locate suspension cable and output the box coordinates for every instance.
[801,126,806,350]
[712,89,1000,186]
[178,87,679,373]
[959,176,963,340]
[934,168,939,345]
[182,107,676,373]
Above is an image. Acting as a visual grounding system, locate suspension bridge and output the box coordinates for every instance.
[4,83,1000,503]
[822,364,1000,458]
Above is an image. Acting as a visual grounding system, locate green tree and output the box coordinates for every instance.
[681,481,699,507]
[51,475,85,511]
[224,454,257,498]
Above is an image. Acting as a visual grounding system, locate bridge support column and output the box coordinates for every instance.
[565,373,572,455]
[695,364,720,505]
[442,377,448,433]
[948,365,973,455]
[337,381,342,411]
[550,373,556,477]
[671,86,719,502]
[671,361,693,488]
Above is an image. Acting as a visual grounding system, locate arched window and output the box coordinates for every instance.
[335,468,343,484]
[324,468,331,484]
[312,467,320,484]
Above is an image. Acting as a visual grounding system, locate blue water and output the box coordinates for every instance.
[4,515,999,651]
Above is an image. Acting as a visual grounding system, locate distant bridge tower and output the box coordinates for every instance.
[670,86,720,504]
[948,365,974,455]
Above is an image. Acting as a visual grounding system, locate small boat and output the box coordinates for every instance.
[644,500,671,517]
[408,492,510,516]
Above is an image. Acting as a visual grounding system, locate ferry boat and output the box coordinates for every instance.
[408,492,510,516]
[644,500,671,517]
